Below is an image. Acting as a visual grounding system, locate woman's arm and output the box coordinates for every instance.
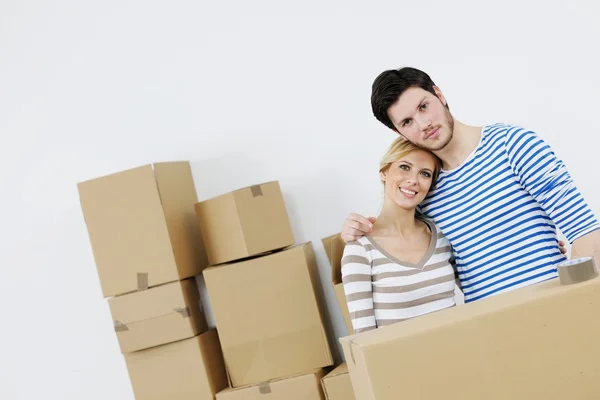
[341,241,376,333]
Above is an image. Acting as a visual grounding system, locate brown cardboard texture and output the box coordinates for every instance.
[124,329,228,400]
[194,181,294,265]
[216,369,326,400]
[340,276,600,400]
[321,233,353,334]
[108,278,208,353]
[203,243,333,387]
[78,161,208,297]
[321,364,354,400]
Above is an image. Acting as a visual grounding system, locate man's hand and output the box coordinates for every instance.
[559,240,566,255]
[341,213,376,243]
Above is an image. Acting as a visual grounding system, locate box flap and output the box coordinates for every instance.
[321,233,345,284]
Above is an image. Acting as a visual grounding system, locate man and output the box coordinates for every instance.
[342,67,600,303]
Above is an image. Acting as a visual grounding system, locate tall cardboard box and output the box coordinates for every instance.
[321,364,354,400]
[321,233,354,334]
[108,278,208,353]
[78,161,207,297]
[124,329,228,400]
[194,181,294,265]
[203,243,333,387]
[340,276,600,400]
[216,369,326,400]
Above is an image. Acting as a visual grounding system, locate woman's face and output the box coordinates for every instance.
[380,149,436,210]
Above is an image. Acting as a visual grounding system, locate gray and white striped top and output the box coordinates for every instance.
[341,219,456,333]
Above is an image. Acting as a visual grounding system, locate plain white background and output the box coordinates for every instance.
[1,0,599,398]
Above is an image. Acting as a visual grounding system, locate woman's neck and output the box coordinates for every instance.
[372,200,420,237]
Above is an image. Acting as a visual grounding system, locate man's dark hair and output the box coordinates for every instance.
[371,67,449,132]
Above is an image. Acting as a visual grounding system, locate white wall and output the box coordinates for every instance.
[1,0,599,398]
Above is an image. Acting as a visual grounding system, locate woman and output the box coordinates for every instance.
[341,137,456,333]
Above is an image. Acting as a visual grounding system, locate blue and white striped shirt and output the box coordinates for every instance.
[418,123,600,303]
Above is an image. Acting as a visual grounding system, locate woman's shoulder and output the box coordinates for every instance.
[343,236,371,252]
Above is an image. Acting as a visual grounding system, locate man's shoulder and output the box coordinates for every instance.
[483,122,540,141]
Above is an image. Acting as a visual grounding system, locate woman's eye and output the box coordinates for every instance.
[399,164,409,171]
[420,171,431,178]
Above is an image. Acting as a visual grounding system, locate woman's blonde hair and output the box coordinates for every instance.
[379,137,443,190]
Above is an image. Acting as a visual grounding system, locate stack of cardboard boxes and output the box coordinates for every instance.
[78,162,229,399]
[193,180,336,399]
[78,161,360,399]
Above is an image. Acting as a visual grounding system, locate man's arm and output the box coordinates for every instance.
[505,126,600,250]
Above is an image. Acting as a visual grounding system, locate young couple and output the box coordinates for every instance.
[341,67,600,333]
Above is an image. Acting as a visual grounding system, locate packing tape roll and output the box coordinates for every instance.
[557,256,598,285]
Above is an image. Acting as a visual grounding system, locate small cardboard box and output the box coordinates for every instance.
[193,181,294,265]
[124,329,228,400]
[321,233,353,335]
[203,243,333,387]
[340,276,600,400]
[321,364,354,400]
[78,161,207,297]
[108,278,207,353]
[216,369,326,400]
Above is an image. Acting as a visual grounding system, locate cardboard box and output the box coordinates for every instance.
[108,278,208,353]
[193,181,294,265]
[78,161,207,297]
[321,364,354,400]
[322,233,354,335]
[340,276,600,400]
[216,369,326,400]
[203,243,333,387]
[124,329,228,400]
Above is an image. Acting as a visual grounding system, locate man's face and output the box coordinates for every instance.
[386,87,454,151]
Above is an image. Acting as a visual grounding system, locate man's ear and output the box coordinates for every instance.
[433,86,447,107]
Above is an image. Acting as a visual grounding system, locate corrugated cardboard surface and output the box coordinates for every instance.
[341,276,600,400]
[322,233,353,334]
[108,278,207,353]
[124,329,228,400]
[216,369,326,400]
[203,243,333,387]
[321,364,354,400]
[78,161,206,297]
[194,181,294,265]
